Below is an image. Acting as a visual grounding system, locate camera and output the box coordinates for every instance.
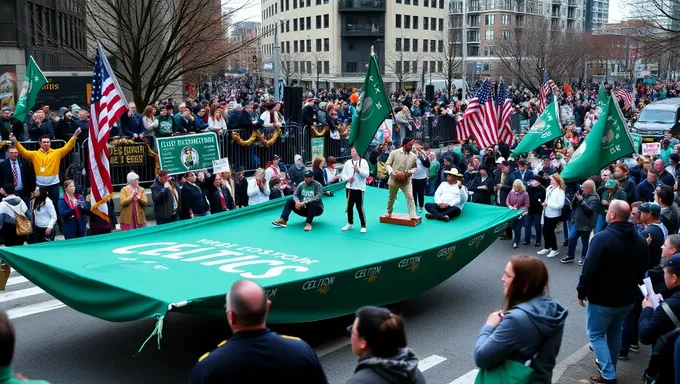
[577,184,584,194]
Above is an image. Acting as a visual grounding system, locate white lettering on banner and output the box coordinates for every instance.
[437,245,456,259]
[302,276,336,290]
[469,234,485,248]
[111,240,313,279]
[264,288,278,298]
[398,256,421,268]
[355,266,381,279]
[494,223,510,233]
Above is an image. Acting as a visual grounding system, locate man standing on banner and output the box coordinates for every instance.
[340,147,370,233]
[383,138,418,219]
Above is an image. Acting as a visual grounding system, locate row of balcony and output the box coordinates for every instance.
[341,24,385,36]
[449,1,544,14]
[339,0,385,11]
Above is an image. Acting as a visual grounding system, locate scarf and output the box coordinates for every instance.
[64,193,81,221]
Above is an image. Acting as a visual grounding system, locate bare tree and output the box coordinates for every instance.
[309,51,330,91]
[429,30,463,95]
[43,0,268,106]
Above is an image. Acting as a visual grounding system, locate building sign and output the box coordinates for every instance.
[35,76,92,110]
[110,142,146,166]
[157,132,220,174]
[0,66,17,109]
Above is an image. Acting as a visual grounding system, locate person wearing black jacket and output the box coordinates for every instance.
[56,111,79,141]
[577,200,648,384]
[233,167,249,208]
[204,174,234,214]
[302,99,317,128]
[151,170,181,224]
[468,166,495,204]
[0,146,36,208]
[237,103,264,130]
[525,175,546,246]
[0,107,24,141]
[180,171,209,219]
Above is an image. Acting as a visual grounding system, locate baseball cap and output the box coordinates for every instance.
[304,170,313,178]
[270,154,280,161]
[1,107,11,112]
[495,157,506,164]
[662,254,680,267]
[639,202,661,217]
[604,179,617,189]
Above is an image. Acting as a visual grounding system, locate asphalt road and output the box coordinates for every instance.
[8,228,589,384]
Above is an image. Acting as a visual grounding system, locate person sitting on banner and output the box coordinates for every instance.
[424,168,467,222]
[272,170,324,231]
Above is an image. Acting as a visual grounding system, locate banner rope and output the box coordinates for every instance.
[135,314,165,355]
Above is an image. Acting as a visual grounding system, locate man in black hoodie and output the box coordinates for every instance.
[347,306,425,384]
[577,199,649,384]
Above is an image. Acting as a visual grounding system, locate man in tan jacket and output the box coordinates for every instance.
[383,138,418,219]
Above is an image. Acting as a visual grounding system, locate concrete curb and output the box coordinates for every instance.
[551,343,591,383]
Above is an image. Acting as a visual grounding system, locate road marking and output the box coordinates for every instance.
[0,287,45,302]
[6,276,28,286]
[449,369,479,384]
[7,300,66,320]
[315,337,351,357]
[418,354,447,372]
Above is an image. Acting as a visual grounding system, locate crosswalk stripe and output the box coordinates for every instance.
[6,276,28,286]
[7,300,66,319]
[448,369,479,384]
[0,287,45,303]
[418,354,447,372]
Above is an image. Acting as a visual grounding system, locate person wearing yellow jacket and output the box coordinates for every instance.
[10,128,81,228]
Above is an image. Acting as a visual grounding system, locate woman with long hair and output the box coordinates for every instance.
[31,186,57,243]
[537,173,565,258]
[58,179,90,239]
[142,105,158,138]
[312,156,327,186]
[474,256,567,384]
[208,107,227,135]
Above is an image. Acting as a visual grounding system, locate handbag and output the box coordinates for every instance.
[0,262,10,290]
[4,201,33,236]
[474,359,533,384]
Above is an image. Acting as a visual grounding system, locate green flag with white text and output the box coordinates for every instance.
[595,85,608,118]
[512,95,562,156]
[348,54,391,157]
[14,56,47,122]
[562,94,634,182]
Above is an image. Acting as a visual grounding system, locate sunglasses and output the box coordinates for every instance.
[346,324,358,337]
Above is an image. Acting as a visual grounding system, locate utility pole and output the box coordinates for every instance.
[461,0,467,101]
[274,23,281,101]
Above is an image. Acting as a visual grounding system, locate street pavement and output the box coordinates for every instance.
[2,226,641,383]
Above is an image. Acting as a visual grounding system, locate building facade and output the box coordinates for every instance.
[258,0,452,91]
[232,21,261,73]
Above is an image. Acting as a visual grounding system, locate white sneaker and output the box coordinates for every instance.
[537,248,551,255]
[360,227,367,234]
[342,224,353,231]
[547,250,560,258]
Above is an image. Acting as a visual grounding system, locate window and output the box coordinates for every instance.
[485,30,494,40]
[413,39,418,51]
[317,0,321,3]
[431,0,436,7]
[300,0,304,7]
[485,14,495,25]
[412,61,418,74]
[469,46,479,56]
[300,17,305,30]
[414,0,418,4]
[396,61,402,74]
[423,0,428,6]
[430,61,435,72]
[423,39,428,52]
[324,14,329,27]
[307,61,312,74]
[324,61,329,74]
[438,39,443,52]
[324,38,329,51]
[286,0,289,10]
[397,0,401,3]
[286,20,290,32]
[294,19,298,30]
[437,61,443,72]
[404,15,411,28]
[316,61,322,73]
[286,41,290,52]
[307,16,311,28]
[396,14,402,28]
[405,0,410,4]
[316,15,321,28]
[281,42,285,53]
[294,40,298,52]
[423,61,428,72]
[281,22,284,33]
[431,18,436,30]
[439,17,443,30]
[300,40,305,52]
[396,38,402,51]
[430,40,436,51]
[413,16,418,29]
[439,0,443,7]
[404,38,410,51]
[307,39,311,51]
[404,61,410,73]
[316,39,322,51]
[484,46,493,56]
[423,17,429,30]
[346,62,357,72]
[307,0,311,6]
[502,30,510,40]
[294,62,299,72]
[294,0,297,8]
[501,14,510,25]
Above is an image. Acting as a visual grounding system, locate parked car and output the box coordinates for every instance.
[632,98,680,142]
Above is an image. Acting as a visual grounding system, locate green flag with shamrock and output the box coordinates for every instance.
[562,94,635,182]
[348,54,392,157]
[14,56,47,122]
[512,95,563,156]
[595,84,608,119]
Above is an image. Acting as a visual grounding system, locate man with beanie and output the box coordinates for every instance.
[0,107,24,142]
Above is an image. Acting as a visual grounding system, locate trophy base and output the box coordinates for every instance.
[379,213,422,227]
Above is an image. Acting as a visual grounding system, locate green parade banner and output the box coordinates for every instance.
[157,132,220,174]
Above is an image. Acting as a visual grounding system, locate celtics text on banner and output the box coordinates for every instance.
[157,132,220,174]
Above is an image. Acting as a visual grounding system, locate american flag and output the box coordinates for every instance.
[495,82,513,144]
[456,79,498,148]
[88,43,128,222]
[614,83,634,110]
[537,71,557,114]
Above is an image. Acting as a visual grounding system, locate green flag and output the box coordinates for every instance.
[511,95,562,156]
[14,56,47,122]
[348,54,391,157]
[631,133,642,153]
[562,94,635,182]
[595,85,608,118]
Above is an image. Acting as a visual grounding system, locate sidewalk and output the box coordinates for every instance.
[554,343,649,383]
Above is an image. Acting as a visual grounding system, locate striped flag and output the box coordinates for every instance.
[537,71,557,114]
[614,83,634,110]
[456,79,498,148]
[88,43,128,222]
[495,82,513,144]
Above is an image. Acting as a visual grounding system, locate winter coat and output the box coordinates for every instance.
[346,348,426,384]
[571,191,599,232]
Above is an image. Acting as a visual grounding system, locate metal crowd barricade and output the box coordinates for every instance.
[302,124,351,164]
[227,123,308,173]
[430,115,457,146]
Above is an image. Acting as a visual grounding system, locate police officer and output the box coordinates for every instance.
[189,280,328,383]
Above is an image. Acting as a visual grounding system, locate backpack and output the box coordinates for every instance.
[377,161,388,180]
[3,201,32,236]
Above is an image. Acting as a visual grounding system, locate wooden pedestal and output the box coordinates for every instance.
[379,213,422,227]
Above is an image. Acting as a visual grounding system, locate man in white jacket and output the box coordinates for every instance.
[340,147,370,233]
[425,168,468,222]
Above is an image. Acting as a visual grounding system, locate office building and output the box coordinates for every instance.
[232,21,261,73]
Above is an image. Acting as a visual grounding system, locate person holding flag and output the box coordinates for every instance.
[13,56,47,126]
[511,95,562,157]
[340,147,370,233]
